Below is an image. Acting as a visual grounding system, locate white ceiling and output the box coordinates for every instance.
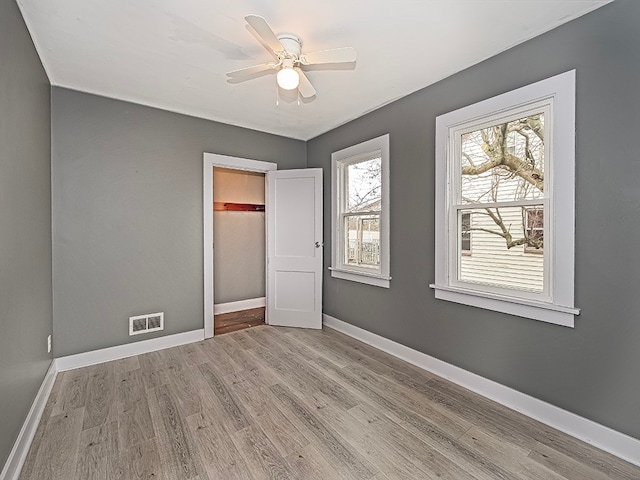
[18,0,610,140]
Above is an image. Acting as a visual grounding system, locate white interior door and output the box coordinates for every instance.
[267,168,323,329]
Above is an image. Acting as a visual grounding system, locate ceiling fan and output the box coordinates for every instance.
[227,15,357,98]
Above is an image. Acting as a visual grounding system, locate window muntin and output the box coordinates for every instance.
[331,134,390,288]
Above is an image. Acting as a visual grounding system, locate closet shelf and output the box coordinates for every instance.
[213,202,265,212]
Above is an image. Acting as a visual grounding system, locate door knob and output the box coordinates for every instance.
[315,241,324,248]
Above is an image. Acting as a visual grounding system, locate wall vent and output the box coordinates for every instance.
[129,312,164,336]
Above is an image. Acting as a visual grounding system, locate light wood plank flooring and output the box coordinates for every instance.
[20,325,640,479]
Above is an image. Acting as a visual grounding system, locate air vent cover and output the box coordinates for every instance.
[129,312,164,336]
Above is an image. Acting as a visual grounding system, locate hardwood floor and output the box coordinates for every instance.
[19,325,640,479]
[214,307,265,335]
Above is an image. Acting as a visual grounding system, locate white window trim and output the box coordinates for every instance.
[331,134,390,288]
[430,70,579,327]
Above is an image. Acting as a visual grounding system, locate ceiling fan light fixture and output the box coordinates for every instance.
[277,66,299,90]
[228,15,355,98]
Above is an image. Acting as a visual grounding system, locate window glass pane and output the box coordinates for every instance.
[460,113,544,204]
[461,212,471,253]
[346,156,382,212]
[524,207,544,252]
[344,214,380,269]
[458,206,544,293]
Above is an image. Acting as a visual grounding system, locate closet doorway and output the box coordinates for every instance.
[212,167,266,335]
[203,153,323,339]
[203,154,277,338]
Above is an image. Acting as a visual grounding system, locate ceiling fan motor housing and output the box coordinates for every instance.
[277,34,302,58]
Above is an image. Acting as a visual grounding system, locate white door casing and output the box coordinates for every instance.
[203,153,277,338]
[266,168,323,329]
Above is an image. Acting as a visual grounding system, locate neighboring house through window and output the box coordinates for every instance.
[524,207,544,253]
[331,134,390,288]
[432,71,579,326]
[461,212,472,255]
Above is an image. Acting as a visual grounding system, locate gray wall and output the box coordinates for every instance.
[52,88,305,356]
[0,0,52,468]
[307,0,640,441]
[213,211,265,303]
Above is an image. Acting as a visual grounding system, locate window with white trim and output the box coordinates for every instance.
[431,71,579,327]
[331,134,390,288]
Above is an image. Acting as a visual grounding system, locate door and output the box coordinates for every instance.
[266,168,323,329]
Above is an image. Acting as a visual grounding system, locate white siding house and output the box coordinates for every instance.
[460,208,544,292]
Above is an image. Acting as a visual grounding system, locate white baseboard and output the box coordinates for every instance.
[0,360,58,480]
[323,314,640,468]
[214,297,265,315]
[56,329,205,372]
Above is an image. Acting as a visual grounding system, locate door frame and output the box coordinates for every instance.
[203,153,277,338]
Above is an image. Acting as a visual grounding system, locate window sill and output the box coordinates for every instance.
[429,283,579,327]
[330,267,391,288]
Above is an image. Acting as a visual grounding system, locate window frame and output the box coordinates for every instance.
[449,101,551,302]
[331,134,390,288]
[431,71,579,327]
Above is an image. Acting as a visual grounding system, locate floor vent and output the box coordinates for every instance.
[129,312,164,336]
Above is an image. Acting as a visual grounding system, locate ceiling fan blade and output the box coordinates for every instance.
[301,47,357,65]
[295,68,316,98]
[226,62,278,78]
[245,15,285,54]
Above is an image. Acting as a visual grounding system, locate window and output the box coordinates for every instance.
[331,134,390,288]
[456,105,547,294]
[524,207,544,254]
[461,212,472,255]
[431,71,579,327]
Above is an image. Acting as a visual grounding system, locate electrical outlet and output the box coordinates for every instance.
[47,335,52,354]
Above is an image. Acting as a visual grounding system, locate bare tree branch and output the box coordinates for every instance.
[469,206,543,250]
[461,114,545,251]
[462,152,476,168]
[461,156,503,176]
[503,153,544,191]
[507,115,544,141]
[462,114,544,192]
[461,152,543,191]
